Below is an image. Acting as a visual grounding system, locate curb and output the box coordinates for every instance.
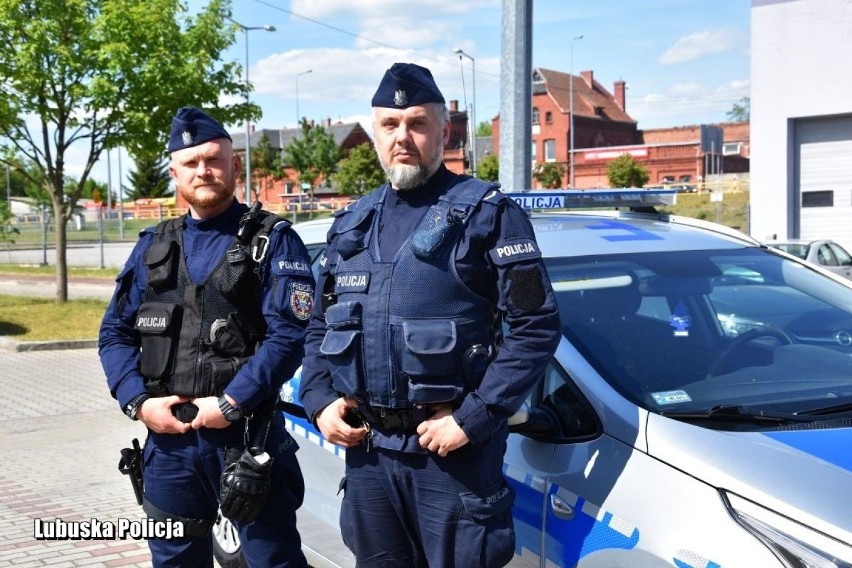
[0,336,98,352]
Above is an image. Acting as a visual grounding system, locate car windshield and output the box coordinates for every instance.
[547,247,852,416]
[773,243,809,260]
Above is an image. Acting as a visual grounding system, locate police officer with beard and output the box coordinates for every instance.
[100,107,313,567]
[299,63,562,567]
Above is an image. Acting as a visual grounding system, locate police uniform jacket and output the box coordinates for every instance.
[100,198,315,415]
[299,165,562,450]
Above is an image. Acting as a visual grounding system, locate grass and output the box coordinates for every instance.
[0,294,107,341]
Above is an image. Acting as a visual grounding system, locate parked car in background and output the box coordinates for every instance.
[767,238,852,280]
[215,191,852,568]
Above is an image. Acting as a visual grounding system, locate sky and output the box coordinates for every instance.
[85,0,751,187]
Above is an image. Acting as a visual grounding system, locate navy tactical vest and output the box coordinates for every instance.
[320,178,502,408]
[135,208,283,398]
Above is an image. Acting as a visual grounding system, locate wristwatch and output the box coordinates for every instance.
[218,396,244,422]
[124,393,150,421]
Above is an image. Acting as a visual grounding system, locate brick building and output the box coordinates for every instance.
[490,67,750,189]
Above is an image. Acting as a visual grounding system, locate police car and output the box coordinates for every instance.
[214,190,852,568]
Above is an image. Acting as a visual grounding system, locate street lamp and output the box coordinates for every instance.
[453,48,477,176]
[226,15,276,204]
[295,69,312,126]
[569,35,583,188]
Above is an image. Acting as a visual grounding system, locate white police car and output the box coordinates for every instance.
[215,191,852,568]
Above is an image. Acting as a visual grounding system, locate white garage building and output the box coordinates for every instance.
[750,0,852,250]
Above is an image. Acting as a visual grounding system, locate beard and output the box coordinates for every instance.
[378,136,445,191]
[179,176,235,210]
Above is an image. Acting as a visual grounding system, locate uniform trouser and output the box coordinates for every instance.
[142,415,307,568]
[339,434,517,568]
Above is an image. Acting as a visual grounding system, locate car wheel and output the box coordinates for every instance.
[212,510,247,568]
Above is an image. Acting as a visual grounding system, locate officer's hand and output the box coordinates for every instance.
[416,404,469,457]
[137,395,192,435]
[190,396,230,430]
[316,397,367,448]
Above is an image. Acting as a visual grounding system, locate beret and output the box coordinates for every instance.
[167,106,231,153]
[371,63,445,108]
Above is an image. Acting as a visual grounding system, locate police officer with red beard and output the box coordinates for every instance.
[299,63,562,567]
[100,106,313,567]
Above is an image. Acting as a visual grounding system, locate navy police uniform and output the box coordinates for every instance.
[99,108,313,567]
[299,64,562,568]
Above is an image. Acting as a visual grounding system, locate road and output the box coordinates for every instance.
[1,242,136,270]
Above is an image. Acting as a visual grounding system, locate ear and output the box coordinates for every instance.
[442,119,451,146]
[232,153,242,173]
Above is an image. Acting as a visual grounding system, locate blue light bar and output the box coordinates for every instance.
[507,189,678,211]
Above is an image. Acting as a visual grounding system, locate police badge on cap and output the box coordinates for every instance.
[167,106,232,153]
[371,63,445,109]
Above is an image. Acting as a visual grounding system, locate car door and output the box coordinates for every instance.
[827,242,852,279]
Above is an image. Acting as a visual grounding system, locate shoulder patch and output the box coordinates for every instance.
[271,255,312,276]
[288,281,314,320]
[489,238,541,266]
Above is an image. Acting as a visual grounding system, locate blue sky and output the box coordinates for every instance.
[87,0,751,186]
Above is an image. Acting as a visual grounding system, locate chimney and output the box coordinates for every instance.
[324,117,332,128]
[449,99,458,112]
[614,80,626,111]
[580,70,593,87]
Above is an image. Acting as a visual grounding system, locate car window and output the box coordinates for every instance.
[545,248,852,419]
[817,243,839,266]
[829,242,852,266]
[537,361,601,442]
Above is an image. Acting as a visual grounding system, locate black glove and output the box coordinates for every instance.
[219,446,274,523]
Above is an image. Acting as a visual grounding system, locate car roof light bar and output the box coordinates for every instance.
[507,189,678,211]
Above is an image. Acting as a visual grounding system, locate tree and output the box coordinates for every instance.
[0,200,19,245]
[477,153,499,182]
[727,96,750,122]
[606,154,650,188]
[251,132,284,203]
[284,119,342,210]
[476,121,492,137]
[126,155,171,201]
[532,162,566,189]
[332,143,385,196]
[0,0,251,302]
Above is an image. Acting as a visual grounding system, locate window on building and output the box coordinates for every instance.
[802,190,833,207]
[545,111,553,124]
[532,107,540,125]
[284,183,294,195]
[544,139,556,162]
[531,141,537,163]
[722,142,742,156]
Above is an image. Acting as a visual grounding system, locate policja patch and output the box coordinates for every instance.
[289,282,314,320]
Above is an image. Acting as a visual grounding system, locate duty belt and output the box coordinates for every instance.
[354,404,435,433]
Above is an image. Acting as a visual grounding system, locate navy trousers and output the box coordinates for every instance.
[339,435,516,568]
[142,415,307,567]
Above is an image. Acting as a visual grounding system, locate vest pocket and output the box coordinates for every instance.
[320,330,364,395]
[202,355,250,397]
[136,302,181,382]
[401,320,465,403]
[144,240,178,289]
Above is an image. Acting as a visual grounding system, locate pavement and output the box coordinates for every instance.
[0,348,154,567]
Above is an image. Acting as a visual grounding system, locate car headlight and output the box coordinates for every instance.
[724,492,852,567]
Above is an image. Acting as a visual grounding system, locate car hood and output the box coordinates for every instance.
[645,413,852,543]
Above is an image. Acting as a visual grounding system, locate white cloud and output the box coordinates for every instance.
[659,28,743,65]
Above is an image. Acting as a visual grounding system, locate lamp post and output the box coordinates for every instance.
[295,69,312,126]
[453,48,477,176]
[227,16,276,204]
[569,34,583,188]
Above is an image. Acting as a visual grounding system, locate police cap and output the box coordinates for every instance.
[167,106,232,153]
[371,63,445,109]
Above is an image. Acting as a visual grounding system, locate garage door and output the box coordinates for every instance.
[796,114,852,249]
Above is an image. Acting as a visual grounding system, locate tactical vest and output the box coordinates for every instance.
[320,179,502,408]
[135,205,285,398]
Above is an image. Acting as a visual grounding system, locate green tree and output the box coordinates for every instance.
[476,121,492,137]
[0,200,19,244]
[284,119,342,212]
[251,132,284,203]
[126,154,171,200]
[726,96,750,122]
[532,162,566,189]
[477,153,499,182]
[607,154,650,188]
[0,0,250,302]
[332,143,385,196]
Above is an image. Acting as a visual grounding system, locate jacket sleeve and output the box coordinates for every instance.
[453,196,562,445]
[98,233,152,410]
[223,223,315,412]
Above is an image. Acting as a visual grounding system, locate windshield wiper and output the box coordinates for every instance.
[794,401,852,417]
[662,404,813,425]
